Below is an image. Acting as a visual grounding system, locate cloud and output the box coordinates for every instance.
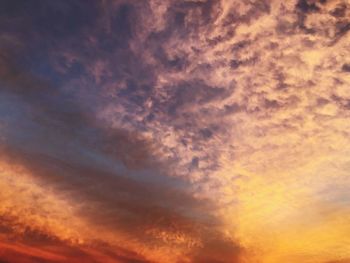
[0,24,242,260]
[1,0,350,262]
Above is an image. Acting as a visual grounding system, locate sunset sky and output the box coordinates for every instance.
[0,0,350,262]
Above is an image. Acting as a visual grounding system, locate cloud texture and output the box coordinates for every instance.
[0,0,350,262]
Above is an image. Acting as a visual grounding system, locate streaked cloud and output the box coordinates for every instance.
[0,0,350,262]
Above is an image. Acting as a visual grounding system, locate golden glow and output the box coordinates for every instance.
[1,0,350,262]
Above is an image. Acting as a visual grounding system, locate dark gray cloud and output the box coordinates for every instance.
[0,2,244,260]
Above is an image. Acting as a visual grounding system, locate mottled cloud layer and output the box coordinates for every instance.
[0,0,350,262]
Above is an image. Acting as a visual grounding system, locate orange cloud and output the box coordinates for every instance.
[1,0,350,262]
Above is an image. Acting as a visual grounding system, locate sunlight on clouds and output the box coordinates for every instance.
[1,0,350,262]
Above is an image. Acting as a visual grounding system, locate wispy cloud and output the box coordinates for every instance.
[1,0,350,262]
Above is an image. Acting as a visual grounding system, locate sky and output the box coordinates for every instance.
[0,0,350,262]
